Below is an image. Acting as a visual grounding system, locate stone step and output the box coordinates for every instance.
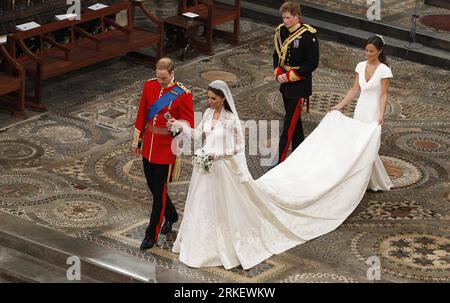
[312,18,450,69]
[0,212,156,283]
[0,245,98,283]
[230,0,450,69]
[240,0,450,52]
[425,0,450,10]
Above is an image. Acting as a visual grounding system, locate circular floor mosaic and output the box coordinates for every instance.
[352,229,450,282]
[377,233,450,282]
[122,159,146,182]
[36,125,86,143]
[354,200,441,220]
[265,90,284,116]
[395,132,449,156]
[201,71,238,83]
[380,155,426,189]
[86,143,192,211]
[189,86,209,110]
[0,182,41,199]
[0,171,67,206]
[0,142,38,160]
[31,192,132,229]
[310,91,353,115]
[379,234,450,271]
[0,138,54,168]
[14,116,107,157]
[398,99,450,121]
[92,144,149,195]
[53,201,107,222]
[280,272,359,283]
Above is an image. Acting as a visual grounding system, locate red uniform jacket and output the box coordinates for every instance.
[133,79,194,164]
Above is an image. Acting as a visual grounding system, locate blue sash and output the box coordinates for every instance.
[147,85,185,121]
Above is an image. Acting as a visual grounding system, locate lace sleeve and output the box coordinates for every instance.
[173,108,210,142]
[214,113,244,160]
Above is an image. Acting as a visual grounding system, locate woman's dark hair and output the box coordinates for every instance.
[366,35,389,67]
[208,86,233,112]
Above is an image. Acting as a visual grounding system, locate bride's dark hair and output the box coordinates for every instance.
[208,86,233,112]
[366,35,389,67]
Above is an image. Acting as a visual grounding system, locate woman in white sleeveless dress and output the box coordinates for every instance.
[332,35,393,191]
[167,76,383,270]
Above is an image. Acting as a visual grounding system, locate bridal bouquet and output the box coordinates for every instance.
[192,149,214,174]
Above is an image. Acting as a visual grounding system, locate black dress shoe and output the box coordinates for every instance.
[140,237,156,250]
[160,220,176,235]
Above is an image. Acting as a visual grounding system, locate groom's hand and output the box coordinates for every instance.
[277,74,288,83]
[132,146,141,158]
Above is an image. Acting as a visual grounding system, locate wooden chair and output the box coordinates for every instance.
[0,44,25,117]
[5,0,163,109]
[178,0,240,54]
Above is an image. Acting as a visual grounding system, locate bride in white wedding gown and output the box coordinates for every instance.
[167,36,392,270]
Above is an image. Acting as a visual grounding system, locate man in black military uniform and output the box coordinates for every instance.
[273,1,319,164]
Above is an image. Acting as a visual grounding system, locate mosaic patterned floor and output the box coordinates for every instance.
[303,0,450,40]
[0,19,449,283]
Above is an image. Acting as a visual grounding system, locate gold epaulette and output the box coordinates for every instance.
[176,82,191,94]
[303,24,317,34]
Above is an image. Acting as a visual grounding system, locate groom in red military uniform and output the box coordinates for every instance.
[132,57,194,250]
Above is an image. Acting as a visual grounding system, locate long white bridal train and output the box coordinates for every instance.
[172,110,382,270]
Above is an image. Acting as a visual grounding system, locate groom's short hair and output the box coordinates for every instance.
[280,1,301,17]
[156,57,175,73]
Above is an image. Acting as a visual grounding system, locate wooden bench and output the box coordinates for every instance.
[5,0,163,109]
[0,44,26,117]
[178,0,241,54]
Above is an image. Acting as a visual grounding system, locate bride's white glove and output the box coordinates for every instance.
[208,149,237,161]
[208,153,223,161]
[167,118,187,135]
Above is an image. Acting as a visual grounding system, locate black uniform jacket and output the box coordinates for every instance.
[273,23,319,99]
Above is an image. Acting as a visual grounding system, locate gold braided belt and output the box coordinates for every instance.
[146,125,172,136]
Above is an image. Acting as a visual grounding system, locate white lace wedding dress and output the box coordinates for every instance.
[172,105,383,270]
[354,61,393,191]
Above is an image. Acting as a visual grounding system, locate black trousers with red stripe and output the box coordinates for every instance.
[277,96,305,164]
[142,159,178,241]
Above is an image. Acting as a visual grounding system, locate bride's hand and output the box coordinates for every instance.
[330,104,342,112]
[378,115,385,126]
[166,118,176,130]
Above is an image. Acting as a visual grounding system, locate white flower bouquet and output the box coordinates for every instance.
[192,149,214,174]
